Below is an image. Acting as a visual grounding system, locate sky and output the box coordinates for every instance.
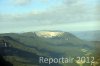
[0,0,100,33]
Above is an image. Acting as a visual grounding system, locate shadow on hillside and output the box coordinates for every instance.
[0,36,63,58]
[1,47,62,66]
[0,55,13,66]
[0,36,62,66]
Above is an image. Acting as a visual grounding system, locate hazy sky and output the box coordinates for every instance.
[0,0,100,33]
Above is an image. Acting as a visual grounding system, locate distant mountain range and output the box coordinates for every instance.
[70,30,100,41]
[0,30,99,66]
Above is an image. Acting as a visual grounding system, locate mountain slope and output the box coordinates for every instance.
[0,31,98,66]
